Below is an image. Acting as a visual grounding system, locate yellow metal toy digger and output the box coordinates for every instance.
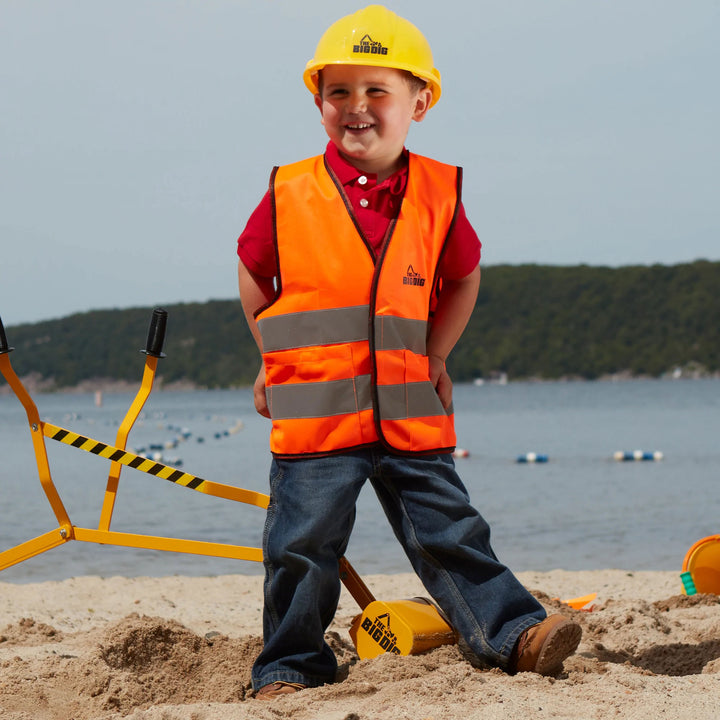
[0,309,456,660]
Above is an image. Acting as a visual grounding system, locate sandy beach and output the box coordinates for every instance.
[0,569,718,719]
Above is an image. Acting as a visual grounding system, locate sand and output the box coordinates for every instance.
[0,569,718,719]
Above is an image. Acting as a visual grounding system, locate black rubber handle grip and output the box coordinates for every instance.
[142,308,168,358]
[0,316,13,355]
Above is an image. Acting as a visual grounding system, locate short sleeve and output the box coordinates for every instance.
[438,202,481,280]
[236,191,278,278]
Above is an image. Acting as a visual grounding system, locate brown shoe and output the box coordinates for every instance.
[255,681,307,700]
[510,614,581,675]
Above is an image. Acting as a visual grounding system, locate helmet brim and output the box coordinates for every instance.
[303,60,442,107]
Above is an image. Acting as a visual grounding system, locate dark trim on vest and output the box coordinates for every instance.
[369,222,391,448]
[322,153,411,453]
[367,169,410,449]
[271,441,456,461]
[323,154,378,263]
[271,439,381,460]
[430,165,463,312]
[448,166,463,243]
[252,166,282,320]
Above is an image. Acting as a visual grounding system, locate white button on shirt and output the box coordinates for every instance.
[359,198,369,208]
[358,175,368,185]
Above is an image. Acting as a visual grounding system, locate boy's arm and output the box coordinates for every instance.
[426,265,481,409]
[238,260,276,418]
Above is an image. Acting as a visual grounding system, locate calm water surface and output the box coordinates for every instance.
[0,379,718,582]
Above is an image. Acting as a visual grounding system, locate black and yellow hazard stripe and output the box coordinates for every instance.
[45,422,205,486]
[41,421,269,509]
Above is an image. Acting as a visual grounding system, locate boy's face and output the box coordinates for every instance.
[314,65,432,179]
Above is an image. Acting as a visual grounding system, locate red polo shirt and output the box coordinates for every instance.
[237,142,481,279]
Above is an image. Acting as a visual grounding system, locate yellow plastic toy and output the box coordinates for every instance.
[561,593,597,611]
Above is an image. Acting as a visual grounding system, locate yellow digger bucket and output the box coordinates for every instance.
[349,597,456,659]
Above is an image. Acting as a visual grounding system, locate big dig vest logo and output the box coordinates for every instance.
[353,34,389,56]
[403,265,426,287]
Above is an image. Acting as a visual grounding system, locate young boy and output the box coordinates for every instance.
[237,5,581,700]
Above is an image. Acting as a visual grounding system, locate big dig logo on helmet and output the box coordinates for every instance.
[353,34,389,56]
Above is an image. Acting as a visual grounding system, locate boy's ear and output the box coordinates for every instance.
[412,87,433,123]
[314,93,325,125]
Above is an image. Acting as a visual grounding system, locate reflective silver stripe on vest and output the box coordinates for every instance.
[374,316,428,354]
[377,382,453,420]
[267,377,451,421]
[259,307,428,353]
[268,374,373,419]
[259,307,369,352]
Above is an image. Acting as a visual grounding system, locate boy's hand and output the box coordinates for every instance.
[429,354,453,409]
[254,364,271,418]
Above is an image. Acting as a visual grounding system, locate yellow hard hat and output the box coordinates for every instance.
[304,5,441,107]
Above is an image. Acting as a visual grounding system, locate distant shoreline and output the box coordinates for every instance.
[2,370,718,398]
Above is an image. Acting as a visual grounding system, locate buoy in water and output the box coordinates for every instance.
[613,450,663,462]
[228,420,245,435]
[516,453,548,463]
[452,448,470,459]
[148,451,183,466]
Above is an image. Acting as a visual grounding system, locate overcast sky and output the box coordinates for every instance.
[2,0,718,326]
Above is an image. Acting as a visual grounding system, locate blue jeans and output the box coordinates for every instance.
[251,449,545,690]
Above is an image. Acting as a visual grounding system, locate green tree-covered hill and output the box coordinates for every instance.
[456,261,719,380]
[2,261,718,391]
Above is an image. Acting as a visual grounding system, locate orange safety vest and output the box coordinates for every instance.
[257,152,461,457]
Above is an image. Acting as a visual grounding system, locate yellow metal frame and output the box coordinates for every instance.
[0,347,268,573]
[0,313,462,659]
[0,320,374,606]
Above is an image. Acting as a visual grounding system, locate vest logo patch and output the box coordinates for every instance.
[403,265,426,287]
[353,34,389,56]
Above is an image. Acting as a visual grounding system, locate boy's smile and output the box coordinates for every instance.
[314,65,432,181]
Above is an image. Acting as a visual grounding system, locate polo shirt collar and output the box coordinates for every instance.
[325,141,409,188]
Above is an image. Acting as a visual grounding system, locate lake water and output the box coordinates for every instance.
[0,379,718,583]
